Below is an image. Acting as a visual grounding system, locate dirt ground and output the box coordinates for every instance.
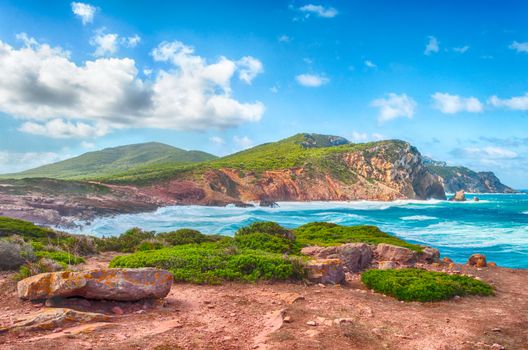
[0,253,527,350]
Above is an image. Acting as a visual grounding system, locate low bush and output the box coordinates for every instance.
[110,242,304,284]
[16,258,65,280]
[234,233,299,254]
[295,222,423,252]
[97,227,156,252]
[361,268,494,302]
[236,221,295,241]
[34,250,85,265]
[0,239,35,270]
[157,229,224,246]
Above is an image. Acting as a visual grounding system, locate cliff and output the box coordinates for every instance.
[424,158,516,193]
[0,134,446,226]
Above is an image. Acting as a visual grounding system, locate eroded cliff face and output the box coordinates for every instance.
[141,142,446,205]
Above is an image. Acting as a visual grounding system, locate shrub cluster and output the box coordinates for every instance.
[361,268,493,302]
[294,222,423,252]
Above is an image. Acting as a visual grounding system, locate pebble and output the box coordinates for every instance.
[306,320,317,326]
[229,312,237,317]
[283,316,292,323]
[491,327,502,332]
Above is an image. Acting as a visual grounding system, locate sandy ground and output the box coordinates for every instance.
[0,253,527,350]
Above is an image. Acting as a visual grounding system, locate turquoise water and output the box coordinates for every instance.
[69,193,528,269]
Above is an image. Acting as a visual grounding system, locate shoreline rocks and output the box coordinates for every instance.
[304,259,345,284]
[301,243,373,272]
[467,254,487,268]
[17,268,173,301]
[449,190,467,202]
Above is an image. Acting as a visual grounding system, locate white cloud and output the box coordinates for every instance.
[71,2,96,25]
[237,56,263,84]
[0,35,264,138]
[209,136,225,145]
[295,73,329,87]
[371,93,417,122]
[278,35,291,43]
[299,4,338,18]
[90,32,119,57]
[122,35,141,48]
[350,131,385,143]
[0,150,66,173]
[364,60,377,68]
[454,147,518,159]
[488,94,528,110]
[233,136,253,150]
[431,92,483,114]
[81,141,96,149]
[19,119,109,138]
[453,45,469,53]
[509,41,528,53]
[424,36,439,55]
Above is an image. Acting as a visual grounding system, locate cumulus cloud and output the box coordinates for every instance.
[371,93,417,122]
[0,35,264,138]
[90,32,119,56]
[299,4,338,18]
[233,135,253,150]
[424,36,439,55]
[295,73,329,87]
[450,147,518,159]
[237,56,263,84]
[19,119,109,138]
[509,41,528,53]
[71,2,96,25]
[0,150,66,173]
[488,94,528,110]
[350,131,384,143]
[123,34,141,48]
[431,92,483,114]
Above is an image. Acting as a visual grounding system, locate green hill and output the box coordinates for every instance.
[2,142,217,180]
[90,133,409,185]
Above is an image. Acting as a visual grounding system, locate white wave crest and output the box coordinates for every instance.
[400,215,437,221]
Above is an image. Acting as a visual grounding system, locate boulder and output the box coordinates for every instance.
[18,268,173,301]
[374,244,416,265]
[301,243,373,272]
[417,247,440,263]
[378,261,397,270]
[0,308,110,333]
[467,254,487,268]
[449,190,466,202]
[442,257,454,264]
[304,259,344,284]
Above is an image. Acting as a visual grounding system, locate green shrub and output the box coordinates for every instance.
[236,221,295,241]
[136,239,167,251]
[16,258,65,280]
[361,268,494,302]
[295,222,423,252]
[34,251,85,265]
[109,242,304,284]
[157,229,223,246]
[0,216,57,239]
[234,233,299,254]
[0,238,35,270]
[97,227,156,252]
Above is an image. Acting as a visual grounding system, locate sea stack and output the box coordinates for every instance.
[449,190,467,202]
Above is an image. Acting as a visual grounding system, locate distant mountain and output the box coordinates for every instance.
[423,157,516,193]
[3,142,217,180]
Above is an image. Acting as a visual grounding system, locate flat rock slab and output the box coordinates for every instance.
[17,268,173,301]
[0,308,110,332]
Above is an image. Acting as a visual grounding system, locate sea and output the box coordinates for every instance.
[65,193,528,269]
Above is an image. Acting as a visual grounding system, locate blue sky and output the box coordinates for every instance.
[0,0,527,187]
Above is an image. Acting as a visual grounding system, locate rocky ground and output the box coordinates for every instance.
[0,253,527,350]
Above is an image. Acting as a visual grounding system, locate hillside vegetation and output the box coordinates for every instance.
[2,142,217,180]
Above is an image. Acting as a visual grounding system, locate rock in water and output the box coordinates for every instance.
[467,254,487,268]
[449,190,467,202]
[17,268,173,301]
[304,259,345,284]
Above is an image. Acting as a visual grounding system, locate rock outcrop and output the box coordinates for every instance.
[449,190,466,202]
[0,308,110,333]
[304,259,345,284]
[301,243,373,272]
[374,244,417,265]
[18,268,173,301]
[467,254,487,268]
